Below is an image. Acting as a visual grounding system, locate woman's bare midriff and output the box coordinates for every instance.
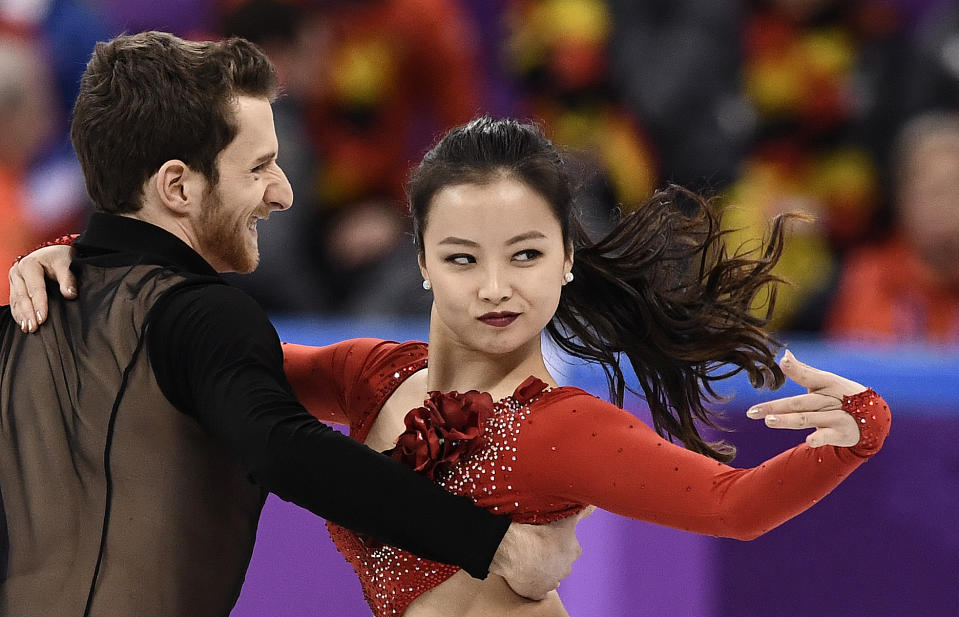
[403,570,569,617]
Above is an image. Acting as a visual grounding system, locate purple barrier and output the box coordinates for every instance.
[714,404,959,617]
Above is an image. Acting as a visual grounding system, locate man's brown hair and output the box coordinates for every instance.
[70,31,278,213]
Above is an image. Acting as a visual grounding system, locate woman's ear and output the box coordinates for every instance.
[153,160,204,215]
[418,251,429,282]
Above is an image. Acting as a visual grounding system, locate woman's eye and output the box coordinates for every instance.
[446,254,475,265]
[514,249,542,262]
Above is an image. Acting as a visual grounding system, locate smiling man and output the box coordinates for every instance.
[0,31,579,617]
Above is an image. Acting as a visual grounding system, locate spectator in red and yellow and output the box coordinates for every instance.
[826,111,959,344]
[504,0,657,236]
[723,0,910,331]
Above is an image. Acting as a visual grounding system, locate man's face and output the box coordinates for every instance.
[195,95,292,273]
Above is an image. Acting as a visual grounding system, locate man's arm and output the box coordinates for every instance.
[149,283,508,576]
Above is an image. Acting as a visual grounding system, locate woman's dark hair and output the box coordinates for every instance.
[408,116,789,462]
[71,31,278,214]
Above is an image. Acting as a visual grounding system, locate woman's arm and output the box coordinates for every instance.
[281,339,393,427]
[517,353,889,540]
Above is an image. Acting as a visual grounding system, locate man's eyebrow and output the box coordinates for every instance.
[252,151,277,166]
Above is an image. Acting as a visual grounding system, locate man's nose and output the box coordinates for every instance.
[265,165,293,211]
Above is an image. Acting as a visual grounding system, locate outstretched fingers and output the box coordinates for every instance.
[778,350,840,391]
[747,394,862,448]
[747,392,839,420]
[747,352,868,448]
[759,408,849,431]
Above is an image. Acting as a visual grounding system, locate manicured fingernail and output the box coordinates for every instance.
[36,311,43,324]
[19,320,26,332]
[747,406,761,418]
[27,319,34,332]
[765,415,779,425]
[66,287,77,296]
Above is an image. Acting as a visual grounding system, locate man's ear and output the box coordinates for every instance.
[153,160,205,215]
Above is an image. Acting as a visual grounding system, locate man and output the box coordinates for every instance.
[0,31,581,616]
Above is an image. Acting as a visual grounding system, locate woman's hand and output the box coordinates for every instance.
[8,245,76,332]
[746,350,865,448]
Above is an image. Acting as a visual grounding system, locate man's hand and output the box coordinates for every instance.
[8,245,76,332]
[488,506,595,600]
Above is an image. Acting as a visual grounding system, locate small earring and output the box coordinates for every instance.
[563,272,574,284]
[422,280,432,291]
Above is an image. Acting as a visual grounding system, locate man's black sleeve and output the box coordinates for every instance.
[148,283,509,578]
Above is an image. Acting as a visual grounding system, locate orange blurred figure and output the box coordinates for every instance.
[826,112,959,343]
[0,35,55,304]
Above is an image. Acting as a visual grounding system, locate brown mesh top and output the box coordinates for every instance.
[0,263,265,617]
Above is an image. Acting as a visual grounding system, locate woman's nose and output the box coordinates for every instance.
[479,265,511,303]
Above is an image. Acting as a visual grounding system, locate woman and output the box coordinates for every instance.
[10,117,890,617]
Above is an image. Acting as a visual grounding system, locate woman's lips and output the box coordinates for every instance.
[478,312,519,327]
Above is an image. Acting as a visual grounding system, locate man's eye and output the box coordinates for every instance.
[514,249,542,262]
[446,254,475,265]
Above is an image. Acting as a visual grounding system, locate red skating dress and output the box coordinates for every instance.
[282,339,891,617]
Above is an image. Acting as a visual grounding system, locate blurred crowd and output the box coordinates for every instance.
[2,0,959,344]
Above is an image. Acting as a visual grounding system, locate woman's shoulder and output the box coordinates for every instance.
[364,339,428,370]
[329,338,428,370]
[532,385,633,419]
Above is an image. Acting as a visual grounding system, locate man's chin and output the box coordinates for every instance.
[237,260,259,274]
[233,253,260,274]
[211,249,259,274]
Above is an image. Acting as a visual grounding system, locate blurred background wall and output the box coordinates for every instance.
[2,1,957,614]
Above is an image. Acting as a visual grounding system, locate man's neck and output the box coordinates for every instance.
[123,204,193,244]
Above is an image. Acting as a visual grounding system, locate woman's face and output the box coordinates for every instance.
[420,176,572,357]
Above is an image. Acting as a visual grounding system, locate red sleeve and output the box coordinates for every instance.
[281,338,390,426]
[514,390,890,540]
[16,234,79,264]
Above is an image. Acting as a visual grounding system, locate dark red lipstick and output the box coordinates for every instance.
[478,311,519,327]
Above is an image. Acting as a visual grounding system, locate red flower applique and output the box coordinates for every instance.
[387,390,495,481]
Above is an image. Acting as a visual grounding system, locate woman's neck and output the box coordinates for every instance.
[425,321,556,401]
